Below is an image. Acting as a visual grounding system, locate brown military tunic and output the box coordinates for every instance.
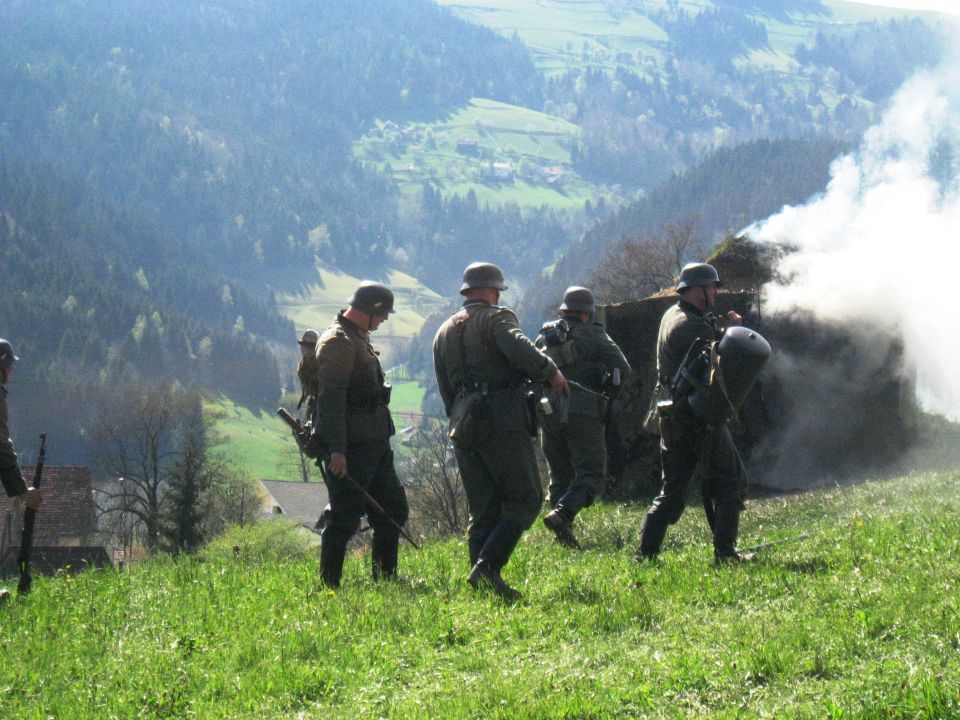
[314,311,408,586]
[0,385,27,497]
[433,299,558,570]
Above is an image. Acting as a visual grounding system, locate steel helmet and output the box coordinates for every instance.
[0,339,18,370]
[676,263,722,291]
[298,329,319,347]
[559,286,595,314]
[459,262,508,295]
[347,281,396,315]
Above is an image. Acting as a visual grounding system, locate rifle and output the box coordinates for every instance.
[17,433,47,595]
[276,408,420,550]
[742,533,812,554]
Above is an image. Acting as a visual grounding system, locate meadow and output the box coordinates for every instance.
[206,380,428,481]
[2,470,958,718]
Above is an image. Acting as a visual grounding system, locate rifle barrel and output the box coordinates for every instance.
[17,433,47,595]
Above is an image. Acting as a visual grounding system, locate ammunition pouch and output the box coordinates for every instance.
[346,383,392,410]
[538,392,568,435]
[448,391,492,450]
[643,383,672,435]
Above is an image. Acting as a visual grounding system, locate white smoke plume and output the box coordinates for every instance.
[749,64,960,420]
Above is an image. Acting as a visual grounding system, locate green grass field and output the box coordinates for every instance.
[206,382,427,481]
[3,470,960,718]
[275,264,447,368]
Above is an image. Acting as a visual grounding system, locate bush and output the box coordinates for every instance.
[201,518,317,564]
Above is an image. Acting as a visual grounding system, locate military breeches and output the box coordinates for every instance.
[541,412,606,512]
[455,430,543,541]
[647,418,743,527]
[638,417,745,558]
[322,440,409,545]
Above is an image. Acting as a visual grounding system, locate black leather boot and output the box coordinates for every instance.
[468,535,484,568]
[712,499,754,564]
[543,509,580,549]
[319,534,348,588]
[478,520,525,570]
[467,560,522,602]
[371,529,399,580]
[637,512,668,561]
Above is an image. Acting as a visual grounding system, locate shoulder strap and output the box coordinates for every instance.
[452,309,475,387]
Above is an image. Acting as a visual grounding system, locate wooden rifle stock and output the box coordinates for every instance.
[17,432,47,595]
[276,408,419,550]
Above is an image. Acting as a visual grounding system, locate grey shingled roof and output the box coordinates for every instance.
[260,480,329,528]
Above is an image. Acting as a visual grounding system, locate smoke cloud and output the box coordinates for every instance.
[749,63,960,420]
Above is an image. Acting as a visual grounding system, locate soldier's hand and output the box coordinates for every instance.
[725,310,743,326]
[329,452,348,478]
[550,369,570,396]
[21,487,42,510]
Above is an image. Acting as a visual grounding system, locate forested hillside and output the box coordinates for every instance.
[0,0,542,282]
[441,0,946,188]
[519,137,851,328]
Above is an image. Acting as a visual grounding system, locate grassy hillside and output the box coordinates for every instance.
[3,470,959,717]
[353,98,609,211]
[206,380,427,481]
[438,0,940,76]
[275,265,447,367]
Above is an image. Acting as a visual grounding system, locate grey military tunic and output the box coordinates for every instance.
[433,300,558,568]
[536,317,631,511]
[639,299,745,559]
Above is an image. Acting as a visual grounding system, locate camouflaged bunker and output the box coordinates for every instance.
[597,237,917,497]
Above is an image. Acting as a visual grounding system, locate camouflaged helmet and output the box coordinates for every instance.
[459,262,508,295]
[0,339,18,370]
[298,329,319,347]
[676,263,722,292]
[559,286,595,314]
[347,281,396,315]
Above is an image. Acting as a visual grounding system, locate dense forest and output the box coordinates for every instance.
[0,0,544,282]
[557,14,943,186]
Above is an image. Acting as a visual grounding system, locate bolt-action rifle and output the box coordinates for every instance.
[17,433,47,595]
[276,408,419,550]
[742,532,812,554]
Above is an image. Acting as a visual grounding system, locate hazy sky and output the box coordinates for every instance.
[845,0,960,16]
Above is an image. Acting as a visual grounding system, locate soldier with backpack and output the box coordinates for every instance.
[536,287,631,549]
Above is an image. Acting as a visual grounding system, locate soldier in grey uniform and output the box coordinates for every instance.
[536,287,631,549]
[0,339,42,511]
[636,263,753,563]
[314,283,409,588]
[433,263,569,600]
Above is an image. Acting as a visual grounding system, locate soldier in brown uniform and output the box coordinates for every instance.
[296,329,320,421]
[636,264,753,564]
[536,287,631,549]
[0,339,42,512]
[433,262,569,600]
[313,283,409,588]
